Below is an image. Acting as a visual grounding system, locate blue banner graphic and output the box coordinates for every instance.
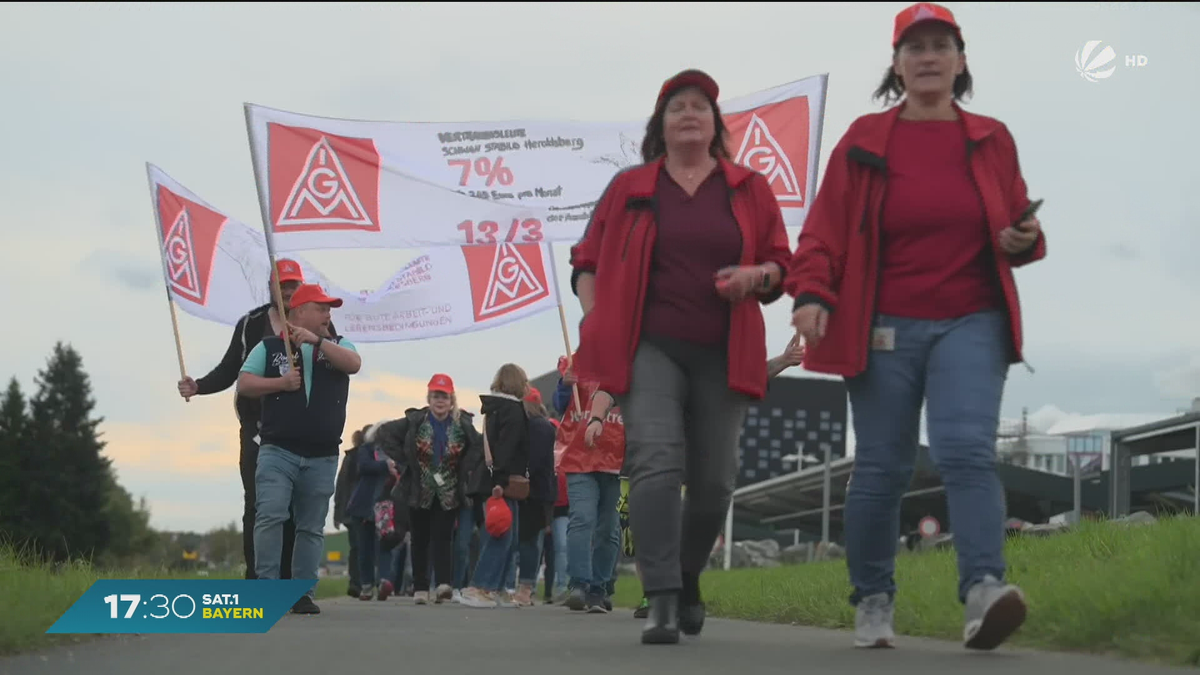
[46,580,316,634]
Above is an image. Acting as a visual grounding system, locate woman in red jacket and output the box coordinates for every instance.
[570,68,792,645]
[787,2,1045,653]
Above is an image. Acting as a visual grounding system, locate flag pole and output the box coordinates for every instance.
[545,243,583,416]
[243,105,295,368]
[146,163,192,403]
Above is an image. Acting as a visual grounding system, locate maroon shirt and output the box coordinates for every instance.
[640,166,742,347]
[876,120,1003,320]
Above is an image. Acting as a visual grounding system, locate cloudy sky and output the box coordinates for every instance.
[1,2,1196,533]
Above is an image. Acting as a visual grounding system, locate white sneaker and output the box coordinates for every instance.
[495,590,518,608]
[963,575,1027,650]
[459,587,499,609]
[854,592,896,648]
[452,589,463,604]
[413,591,429,605]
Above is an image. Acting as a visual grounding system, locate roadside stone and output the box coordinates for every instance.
[1111,511,1157,526]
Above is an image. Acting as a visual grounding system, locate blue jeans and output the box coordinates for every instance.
[454,501,483,589]
[566,472,621,596]
[844,310,1010,606]
[356,518,395,589]
[471,498,519,592]
[550,515,569,596]
[253,445,338,597]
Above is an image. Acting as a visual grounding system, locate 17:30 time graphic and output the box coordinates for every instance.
[105,593,201,619]
[457,218,543,245]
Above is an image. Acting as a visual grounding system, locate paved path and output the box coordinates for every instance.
[3,596,1193,675]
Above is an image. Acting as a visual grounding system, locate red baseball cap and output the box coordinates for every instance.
[428,373,455,395]
[288,284,343,309]
[656,69,719,108]
[893,2,962,48]
[273,259,304,284]
[524,387,542,405]
[485,494,512,537]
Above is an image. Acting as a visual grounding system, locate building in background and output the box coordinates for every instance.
[532,370,849,489]
[737,376,848,487]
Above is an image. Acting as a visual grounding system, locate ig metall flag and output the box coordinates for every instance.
[47,580,316,634]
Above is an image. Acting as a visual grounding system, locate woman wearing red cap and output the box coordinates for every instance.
[569,68,792,644]
[374,373,483,605]
[786,2,1043,652]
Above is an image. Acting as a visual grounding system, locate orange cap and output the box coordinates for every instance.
[273,259,304,284]
[288,283,343,309]
[656,69,719,108]
[428,373,455,395]
[893,2,961,48]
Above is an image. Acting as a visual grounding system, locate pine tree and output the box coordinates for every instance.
[0,377,29,545]
[26,342,113,563]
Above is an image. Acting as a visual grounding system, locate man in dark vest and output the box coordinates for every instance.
[236,283,361,614]
[176,259,316,579]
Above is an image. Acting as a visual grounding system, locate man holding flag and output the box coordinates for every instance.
[176,259,313,580]
[236,282,361,614]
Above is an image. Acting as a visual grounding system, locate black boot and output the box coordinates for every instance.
[641,592,680,645]
[679,571,705,636]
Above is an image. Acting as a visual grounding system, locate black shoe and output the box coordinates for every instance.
[679,601,706,636]
[641,593,680,645]
[291,595,320,615]
[565,587,588,611]
[633,597,650,619]
[604,597,613,612]
[586,592,610,614]
[346,586,361,598]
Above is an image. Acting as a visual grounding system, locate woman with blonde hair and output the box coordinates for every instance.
[375,373,482,605]
[460,363,532,608]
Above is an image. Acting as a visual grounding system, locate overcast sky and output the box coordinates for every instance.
[1,2,1196,533]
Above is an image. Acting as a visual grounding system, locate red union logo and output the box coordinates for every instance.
[461,243,550,322]
[725,96,811,207]
[156,186,228,306]
[268,124,381,233]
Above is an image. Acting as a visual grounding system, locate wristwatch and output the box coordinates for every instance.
[588,416,604,427]
[759,266,771,291]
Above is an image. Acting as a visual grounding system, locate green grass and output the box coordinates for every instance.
[0,544,343,656]
[611,515,1200,667]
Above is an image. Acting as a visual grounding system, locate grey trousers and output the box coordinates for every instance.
[617,338,750,594]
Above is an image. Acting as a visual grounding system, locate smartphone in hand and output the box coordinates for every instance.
[1015,199,1044,231]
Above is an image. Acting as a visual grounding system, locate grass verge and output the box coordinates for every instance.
[610,515,1200,667]
[0,544,343,656]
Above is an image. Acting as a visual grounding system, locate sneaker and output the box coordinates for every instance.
[495,590,519,608]
[604,596,613,612]
[377,580,394,601]
[564,587,588,611]
[359,586,374,602]
[346,585,361,599]
[854,592,896,648]
[514,584,535,607]
[633,597,650,619]
[459,587,499,609]
[963,575,1027,650]
[291,595,320,615]
[435,584,454,604]
[586,592,609,614]
[452,589,463,604]
[413,590,429,605]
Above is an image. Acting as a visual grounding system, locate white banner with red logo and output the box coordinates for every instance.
[243,74,828,253]
[147,164,559,342]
